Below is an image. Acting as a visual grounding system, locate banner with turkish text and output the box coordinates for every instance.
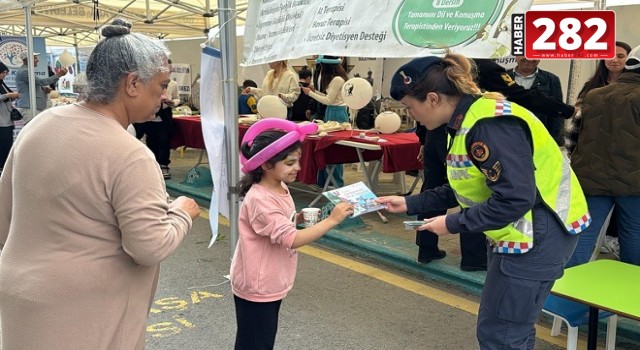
[243,0,534,66]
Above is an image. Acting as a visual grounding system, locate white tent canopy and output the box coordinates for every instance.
[0,0,249,46]
[3,0,640,47]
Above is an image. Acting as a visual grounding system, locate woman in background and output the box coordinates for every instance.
[301,55,349,187]
[564,41,631,253]
[0,62,20,173]
[244,60,300,119]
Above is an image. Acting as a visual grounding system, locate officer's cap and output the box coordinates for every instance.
[390,56,441,101]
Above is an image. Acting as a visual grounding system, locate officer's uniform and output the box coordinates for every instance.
[410,60,577,270]
[405,95,589,350]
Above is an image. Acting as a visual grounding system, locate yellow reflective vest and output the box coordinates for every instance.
[446,97,590,254]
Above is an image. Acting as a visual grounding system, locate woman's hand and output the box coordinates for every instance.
[170,196,201,220]
[375,196,407,213]
[416,216,451,236]
[242,87,251,94]
[301,86,312,95]
[6,92,20,99]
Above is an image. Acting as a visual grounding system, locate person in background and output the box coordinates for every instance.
[134,59,180,179]
[15,52,67,124]
[565,41,632,155]
[564,41,632,252]
[566,44,640,268]
[0,62,20,173]
[290,66,313,121]
[377,54,589,350]
[244,60,300,119]
[238,79,258,115]
[47,66,57,90]
[507,57,564,145]
[0,24,200,349]
[231,122,353,350]
[301,55,349,187]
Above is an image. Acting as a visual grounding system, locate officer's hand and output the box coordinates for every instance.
[375,196,407,213]
[419,215,451,236]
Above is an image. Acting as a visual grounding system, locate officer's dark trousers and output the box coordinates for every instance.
[476,204,578,350]
[416,124,486,267]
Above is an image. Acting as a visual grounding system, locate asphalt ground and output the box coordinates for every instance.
[145,209,600,350]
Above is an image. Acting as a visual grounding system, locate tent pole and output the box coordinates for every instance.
[74,34,80,74]
[217,0,240,254]
[24,4,38,119]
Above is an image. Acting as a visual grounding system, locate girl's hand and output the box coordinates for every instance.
[329,202,354,223]
[375,196,407,213]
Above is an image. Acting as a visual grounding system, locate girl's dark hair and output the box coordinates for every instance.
[238,130,302,197]
[314,57,349,93]
[576,41,632,102]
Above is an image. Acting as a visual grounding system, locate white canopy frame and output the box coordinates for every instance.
[0,0,249,47]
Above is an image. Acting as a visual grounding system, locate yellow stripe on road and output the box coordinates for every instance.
[211,214,577,348]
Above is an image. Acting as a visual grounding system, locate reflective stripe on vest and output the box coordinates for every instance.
[446,98,591,254]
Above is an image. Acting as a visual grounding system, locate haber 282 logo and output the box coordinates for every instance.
[511,10,615,59]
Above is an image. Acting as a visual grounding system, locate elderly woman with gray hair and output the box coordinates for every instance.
[0,24,200,349]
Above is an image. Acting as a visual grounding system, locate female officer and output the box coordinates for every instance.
[376,53,590,350]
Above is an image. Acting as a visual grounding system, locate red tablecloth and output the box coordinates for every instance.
[240,126,421,184]
[177,120,422,185]
[171,116,205,149]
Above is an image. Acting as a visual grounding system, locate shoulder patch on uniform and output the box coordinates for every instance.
[481,161,503,182]
[500,73,516,86]
[470,141,490,162]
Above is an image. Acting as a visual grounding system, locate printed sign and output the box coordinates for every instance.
[170,63,192,97]
[511,10,615,59]
[242,0,534,66]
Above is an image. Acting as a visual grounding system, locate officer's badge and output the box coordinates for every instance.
[399,71,412,85]
[470,141,490,162]
[481,161,503,182]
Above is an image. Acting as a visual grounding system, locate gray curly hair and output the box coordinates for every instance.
[84,24,170,104]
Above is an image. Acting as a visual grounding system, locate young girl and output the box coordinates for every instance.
[301,55,349,187]
[231,119,353,350]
